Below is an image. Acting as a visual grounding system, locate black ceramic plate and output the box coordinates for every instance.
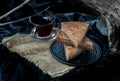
[50,36,103,66]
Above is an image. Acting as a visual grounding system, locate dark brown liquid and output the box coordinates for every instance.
[31,15,53,36]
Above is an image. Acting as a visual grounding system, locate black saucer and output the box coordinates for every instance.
[50,36,103,66]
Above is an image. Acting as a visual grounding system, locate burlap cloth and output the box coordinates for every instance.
[2,32,75,77]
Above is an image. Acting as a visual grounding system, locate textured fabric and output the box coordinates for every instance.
[2,33,74,78]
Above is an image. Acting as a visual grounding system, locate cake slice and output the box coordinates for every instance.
[62,22,89,48]
[56,31,74,47]
[64,45,85,61]
[57,31,93,51]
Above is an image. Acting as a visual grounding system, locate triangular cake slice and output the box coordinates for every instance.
[56,31,74,47]
[57,31,93,51]
[64,45,85,61]
[62,22,89,47]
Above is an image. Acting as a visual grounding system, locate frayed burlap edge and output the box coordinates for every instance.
[2,32,75,78]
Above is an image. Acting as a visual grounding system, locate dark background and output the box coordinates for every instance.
[0,0,120,81]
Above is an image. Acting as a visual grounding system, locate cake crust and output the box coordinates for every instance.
[64,45,85,61]
[57,31,93,51]
[62,22,89,48]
